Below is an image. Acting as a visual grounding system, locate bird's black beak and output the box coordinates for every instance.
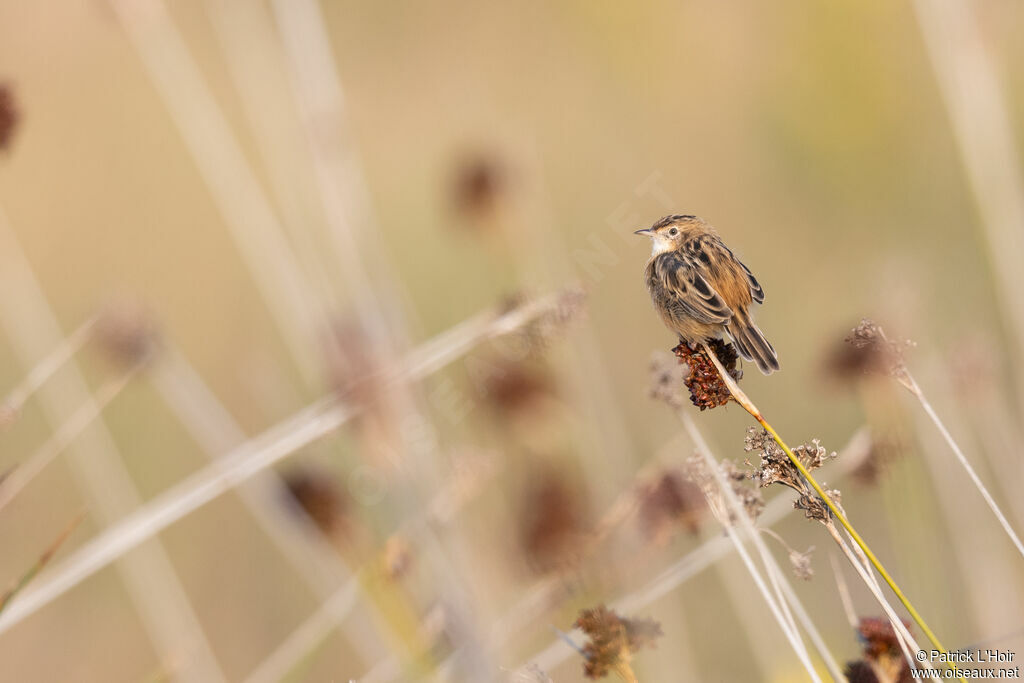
[633,228,654,237]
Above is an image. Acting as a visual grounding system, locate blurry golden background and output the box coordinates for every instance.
[0,1,1023,681]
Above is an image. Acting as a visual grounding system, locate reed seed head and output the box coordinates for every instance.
[0,83,17,151]
[575,605,663,680]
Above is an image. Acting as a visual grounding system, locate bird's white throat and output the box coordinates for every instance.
[649,236,675,257]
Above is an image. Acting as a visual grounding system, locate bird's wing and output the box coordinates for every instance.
[688,238,766,305]
[655,251,734,324]
[737,258,765,304]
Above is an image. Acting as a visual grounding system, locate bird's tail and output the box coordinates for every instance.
[728,315,780,375]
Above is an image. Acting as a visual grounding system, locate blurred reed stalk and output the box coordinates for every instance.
[205,0,342,315]
[701,342,960,679]
[0,314,96,425]
[251,453,498,683]
[0,207,228,683]
[681,414,834,682]
[268,0,402,343]
[822,515,924,673]
[0,290,574,636]
[0,366,139,513]
[0,511,85,615]
[109,0,327,385]
[897,363,1024,560]
[912,0,1024,402]
[149,345,389,670]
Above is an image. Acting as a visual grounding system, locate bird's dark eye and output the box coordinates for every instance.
[669,228,678,236]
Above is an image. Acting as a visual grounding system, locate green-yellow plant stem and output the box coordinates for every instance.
[701,344,963,681]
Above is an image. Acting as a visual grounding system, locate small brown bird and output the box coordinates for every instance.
[636,215,779,374]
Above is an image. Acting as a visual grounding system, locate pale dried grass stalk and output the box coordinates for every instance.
[0,291,572,638]
[109,0,326,384]
[0,367,139,512]
[0,207,228,682]
[0,315,96,425]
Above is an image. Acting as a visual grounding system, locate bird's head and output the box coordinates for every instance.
[634,215,706,256]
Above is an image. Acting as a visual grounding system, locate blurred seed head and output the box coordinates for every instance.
[325,319,379,406]
[648,352,686,409]
[282,467,347,537]
[518,467,588,574]
[683,455,764,524]
[843,617,913,683]
[850,432,905,486]
[499,287,587,357]
[575,604,663,680]
[382,534,413,580]
[637,469,707,543]
[96,300,161,367]
[450,152,509,224]
[480,359,554,415]
[788,546,815,581]
[825,318,915,390]
[0,83,18,151]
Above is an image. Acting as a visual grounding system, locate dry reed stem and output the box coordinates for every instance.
[912,0,1024,398]
[0,207,228,682]
[205,0,342,313]
[0,315,97,426]
[683,415,825,682]
[269,0,397,344]
[824,522,923,675]
[828,551,859,629]
[109,0,326,385]
[0,367,140,513]
[904,373,1024,560]
[0,290,573,638]
[700,342,960,680]
[248,453,499,683]
[0,512,85,614]
[151,346,387,667]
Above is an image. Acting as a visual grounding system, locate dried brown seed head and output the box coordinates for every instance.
[282,468,346,536]
[575,605,662,680]
[519,468,587,573]
[843,617,914,683]
[0,84,18,151]
[789,546,815,581]
[683,455,764,524]
[637,469,707,542]
[96,301,161,367]
[672,339,741,410]
[451,153,509,222]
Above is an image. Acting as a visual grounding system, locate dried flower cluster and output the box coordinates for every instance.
[0,83,17,151]
[451,153,508,222]
[282,468,347,536]
[674,339,741,410]
[637,469,707,542]
[480,360,553,414]
[827,318,915,390]
[683,454,764,524]
[96,301,161,367]
[524,287,587,353]
[745,428,839,523]
[851,433,905,486]
[575,605,663,680]
[843,617,913,683]
[788,546,815,581]
[519,469,587,573]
